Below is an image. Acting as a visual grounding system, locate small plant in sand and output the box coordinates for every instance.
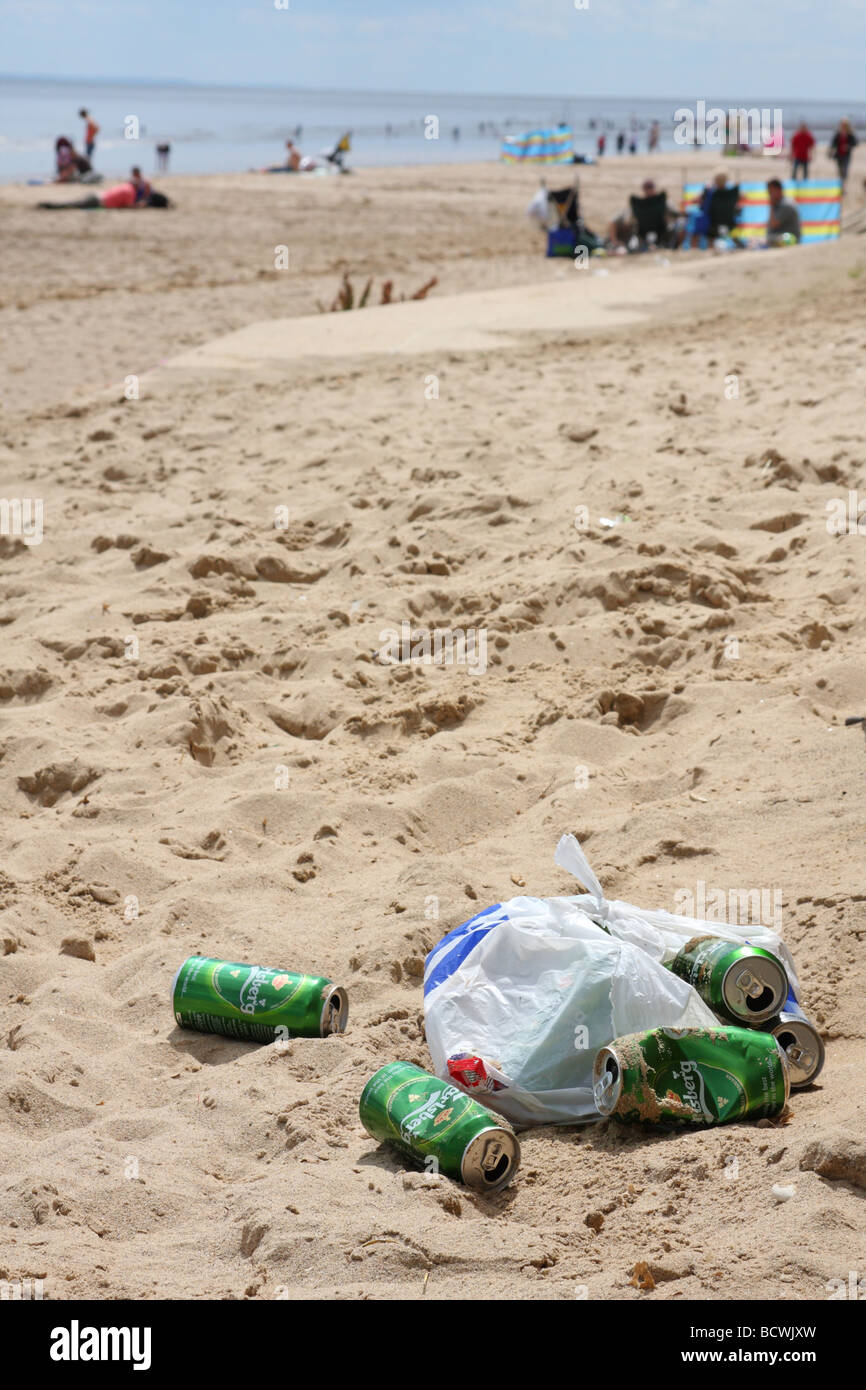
[317,272,438,312]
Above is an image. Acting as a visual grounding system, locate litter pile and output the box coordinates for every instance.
[168,833,823,1197]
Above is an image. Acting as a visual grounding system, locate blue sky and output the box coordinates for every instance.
[2,0,864,98]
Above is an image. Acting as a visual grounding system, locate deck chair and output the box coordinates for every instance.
[707,184,740,236]
[629,192,674,247]
[548,183,581,230]
[546,182,602,256]
[325,133,352,171]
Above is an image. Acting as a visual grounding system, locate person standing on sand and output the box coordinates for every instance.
[648,120,660,153]
[790,121,815,181]
[597,133,606,157]
[79,108,99,159]
[829,119,858,190]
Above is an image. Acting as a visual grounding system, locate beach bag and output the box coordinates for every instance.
[546,227,577,257]
[423,833,800,1128]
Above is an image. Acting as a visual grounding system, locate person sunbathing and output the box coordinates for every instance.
[263,139,315,172]
[38,180,171,209]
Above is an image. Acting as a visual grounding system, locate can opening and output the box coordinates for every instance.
[744,984,774,1014]
[777,1028,798,1053]
[593,1054,619,1113]
[321,987,348,1036]
[482,1151,511,1185]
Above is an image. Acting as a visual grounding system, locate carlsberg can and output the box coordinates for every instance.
[593,1026,790,1125]
[172,956,348,1042]
[359,1062,519,1192]
[668,936,787,1025]
[769,994,825,1088]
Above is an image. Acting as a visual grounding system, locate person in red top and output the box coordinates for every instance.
[790,122,815,181]
[38,179,171,210]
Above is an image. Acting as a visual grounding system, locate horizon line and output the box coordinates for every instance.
[1,73,863,107]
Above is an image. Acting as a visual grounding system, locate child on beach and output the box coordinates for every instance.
[79,109,99,159]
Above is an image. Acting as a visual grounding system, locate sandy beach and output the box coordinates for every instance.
[1,151,865,1301]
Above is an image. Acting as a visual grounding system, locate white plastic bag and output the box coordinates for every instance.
[423,834,799,1128]
[424,893,717,1128]
[553,833,800,998]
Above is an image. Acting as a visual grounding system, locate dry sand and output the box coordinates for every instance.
[1,153,865,1301]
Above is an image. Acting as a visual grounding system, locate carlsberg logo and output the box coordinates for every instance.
[674,1059,712,1120]
[239,966,270,1015]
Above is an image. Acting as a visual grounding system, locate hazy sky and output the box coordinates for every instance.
[2,0,864,98]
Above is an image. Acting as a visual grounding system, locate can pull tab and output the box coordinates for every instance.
[480,1139,504,1172]
[593,1073,613,1105]
[786,1042,815,1070]
[735,969,764,999]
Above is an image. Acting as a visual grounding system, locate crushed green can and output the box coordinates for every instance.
[172,956,348,1042]
[593,1025,790,1125]
[359,1061,519,1192]
[668,936,788,1025]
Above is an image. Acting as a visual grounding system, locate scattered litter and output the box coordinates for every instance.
[772,1184,796,1203]
[423,833,809,1129]
[630,1262,656,1292]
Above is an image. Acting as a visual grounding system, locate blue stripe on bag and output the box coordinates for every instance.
[423,903,506,997]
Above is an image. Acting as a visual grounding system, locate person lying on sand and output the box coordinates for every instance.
[38,180,172,209]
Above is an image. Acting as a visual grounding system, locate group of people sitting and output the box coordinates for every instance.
[39,167,171,210]
[606,172,800,251]
[539,171,802,256]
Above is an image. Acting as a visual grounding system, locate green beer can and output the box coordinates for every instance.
[359,1062,520,1192]
[668,935,787,1025]
[172,956,348,1042]
[593,1025,790,1125]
